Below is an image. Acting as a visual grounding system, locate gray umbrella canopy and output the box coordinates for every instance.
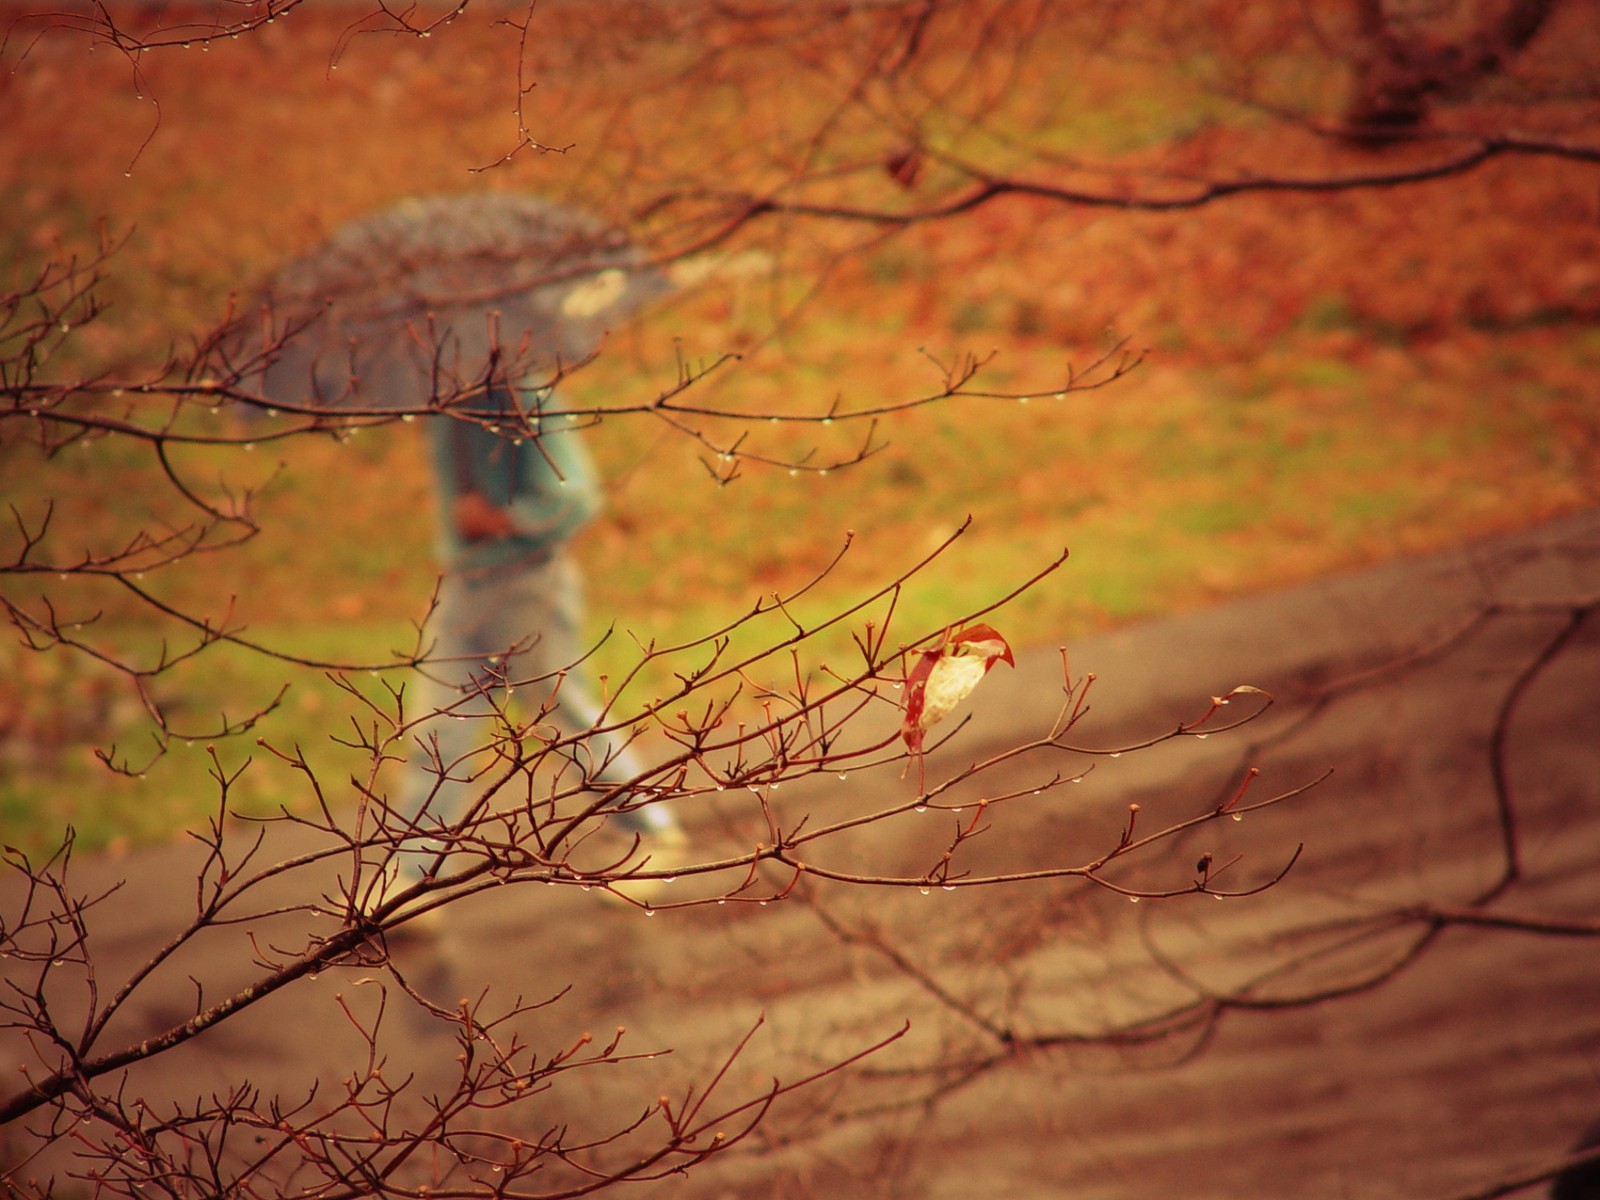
[249,193,673,411]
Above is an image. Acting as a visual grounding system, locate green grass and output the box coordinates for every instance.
[0,620,425,856]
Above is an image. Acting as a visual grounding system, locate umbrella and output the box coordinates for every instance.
[244,193,674,411]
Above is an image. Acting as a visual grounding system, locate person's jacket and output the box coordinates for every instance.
[426,383,602,571]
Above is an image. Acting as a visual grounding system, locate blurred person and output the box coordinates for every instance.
[244,194,708,925]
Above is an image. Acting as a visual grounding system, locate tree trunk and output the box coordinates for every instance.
[1344,0,1559,141]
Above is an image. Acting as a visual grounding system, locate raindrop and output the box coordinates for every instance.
[758,899,769,907]
[836,773,848,781]
[1127,896,1140,905]
[941,883,956,892]
[1109,751,1122,759]
[1213,892,1225,900]
[1018,395,1030,405]
[644,908,656,917]
[1195,732,1209,740]
[787,469,799,478]
[401,413,416,423]
[1231,813,1243,822]
[918,887,931,895]
[913,803,927,813]
[717,898,727,905]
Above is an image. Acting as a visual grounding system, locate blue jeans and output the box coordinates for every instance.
[392,551,672,881]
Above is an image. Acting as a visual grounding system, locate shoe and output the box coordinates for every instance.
[601,825,695,909]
